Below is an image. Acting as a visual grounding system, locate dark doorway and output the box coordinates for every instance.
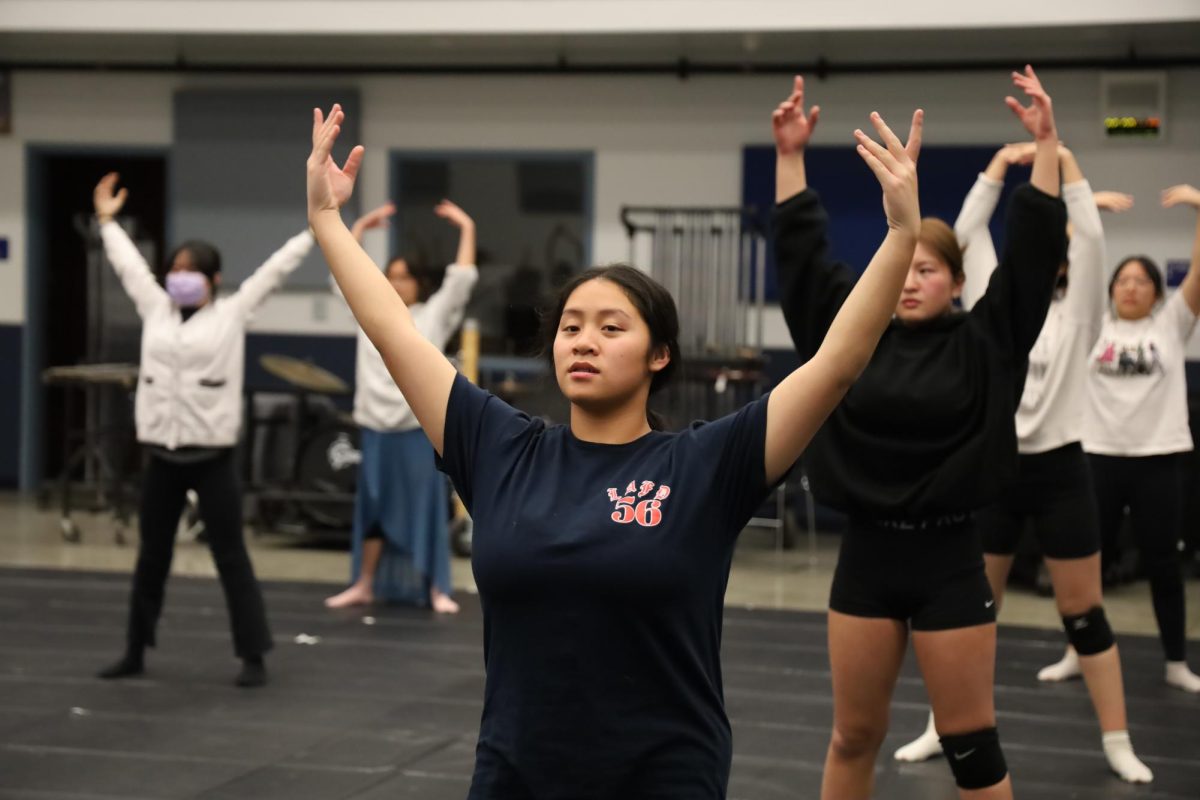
[25,150,167,487]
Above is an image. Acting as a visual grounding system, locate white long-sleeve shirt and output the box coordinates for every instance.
[335,264,479,433]
[100,221,314,449]
[957,176,1107,454]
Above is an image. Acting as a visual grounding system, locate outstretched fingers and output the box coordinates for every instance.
[868,111,908,162]
[1161,184,1200,208]
[855,128,899,176]
[854,141,891,185]
[790,75,805,106]
[341,145,365,183]
[905,109,924,163]
[311,114,344,167]
[1004,95,1028,120]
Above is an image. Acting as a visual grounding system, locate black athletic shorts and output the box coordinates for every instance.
[829,514,996,631]
[976,442,1100,560]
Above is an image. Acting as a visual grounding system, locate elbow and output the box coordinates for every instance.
[815,347,866,393]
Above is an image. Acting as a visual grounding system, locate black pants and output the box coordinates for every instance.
[1089,452,1186,662]
[125,449,273,658]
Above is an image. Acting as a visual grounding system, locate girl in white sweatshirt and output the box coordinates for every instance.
[92,172,314,687]
[324,200,478,613]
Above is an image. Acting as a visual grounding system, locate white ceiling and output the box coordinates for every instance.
[1,21,1198,72]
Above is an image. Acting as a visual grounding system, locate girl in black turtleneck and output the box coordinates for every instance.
[772,68,1066,800]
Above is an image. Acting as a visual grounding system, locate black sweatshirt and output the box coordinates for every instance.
[774,184,1067,518]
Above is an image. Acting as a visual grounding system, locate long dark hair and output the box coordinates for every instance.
[163,240,222,285]
[541,264,681,430]
[1108,255,1164,301]
[387,254,440,303]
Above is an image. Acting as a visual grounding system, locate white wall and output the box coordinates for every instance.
[3,67,1200,351]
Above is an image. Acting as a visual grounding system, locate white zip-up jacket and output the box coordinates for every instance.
[957,176,1107,454]
[100,221,314,449]
[333,263,478,432]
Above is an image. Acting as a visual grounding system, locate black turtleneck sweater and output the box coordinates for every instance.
[774,184,1067,518]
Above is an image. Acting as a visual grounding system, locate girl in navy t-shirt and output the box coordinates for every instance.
[305,101,923,798]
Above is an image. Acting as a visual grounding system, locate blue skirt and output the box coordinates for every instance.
[351,427,451,605]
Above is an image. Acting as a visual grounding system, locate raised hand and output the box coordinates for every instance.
[1162,184,1200,210]
[307,104,365,221]
[1003,141,1038,166]
[93,172,128,220]
[350,202,397,242]
[1005,65,1056,141]
[854,110,922,236]
[772,76,821,156]
[433,199,475,230]
[1095,191,1135,213]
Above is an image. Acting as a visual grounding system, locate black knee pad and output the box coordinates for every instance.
[1062,605,1115,656]
[940,727,1007,790]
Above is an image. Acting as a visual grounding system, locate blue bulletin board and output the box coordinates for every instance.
[742,145,1026,301]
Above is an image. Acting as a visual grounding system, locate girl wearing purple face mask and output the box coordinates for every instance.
[91,171,315,688]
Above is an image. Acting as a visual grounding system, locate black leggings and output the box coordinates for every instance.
[125,449,273,658]
[1089,452,1186,662]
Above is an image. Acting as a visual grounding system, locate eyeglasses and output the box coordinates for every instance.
[1113,276,1154,288]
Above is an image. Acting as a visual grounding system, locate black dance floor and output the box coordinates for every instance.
[0,566,1196,799]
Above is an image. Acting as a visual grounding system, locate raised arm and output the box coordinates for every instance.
[773,75,820,203]
[307,104,458,453]
[350,202,396,246]
[1162,184,1200,316]
[93,173,168,318]
[1005,65,1059,198]
[435,199,477,268]
[771,77,856,361]
[1059,147,1114,327]
[228,228,315,316]
[968,67,1067,357]
[421,200,480,347]
[955,145,1033,310]
[331,202,397,299]
[764,110,922,484]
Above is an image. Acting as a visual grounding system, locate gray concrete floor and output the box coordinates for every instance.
[1,491,1196,640]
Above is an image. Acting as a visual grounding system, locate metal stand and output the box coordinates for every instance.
[42,364,139,544]
[620,205,797,547]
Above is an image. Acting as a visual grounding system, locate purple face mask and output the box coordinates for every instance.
[166,271,209,308]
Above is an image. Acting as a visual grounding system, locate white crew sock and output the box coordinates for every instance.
[893,710,942,762]
[1036,645,1082,682]
[1102,730,1153,783]
[1165,661,1200,693]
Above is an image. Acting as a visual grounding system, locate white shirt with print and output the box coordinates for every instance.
[957,176,1108,453]
[1082,290,1199,456]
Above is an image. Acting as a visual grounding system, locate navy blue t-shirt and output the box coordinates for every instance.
[439,374,775,799]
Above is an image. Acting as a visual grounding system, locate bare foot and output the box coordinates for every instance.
[324,584,374,608]
[431,589,460,615]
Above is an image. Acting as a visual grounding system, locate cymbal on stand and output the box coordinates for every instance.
[259,354,349,395]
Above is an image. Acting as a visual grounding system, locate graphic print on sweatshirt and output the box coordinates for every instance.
[607,481,672,527]
[1095,337,1163,377]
